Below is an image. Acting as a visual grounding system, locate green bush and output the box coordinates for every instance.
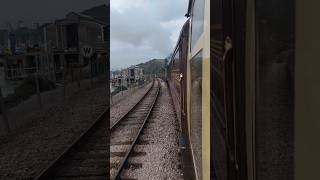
[3,76,56,109]
[111,86,127,96]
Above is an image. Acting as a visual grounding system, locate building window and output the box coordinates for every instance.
[66,23,79,48]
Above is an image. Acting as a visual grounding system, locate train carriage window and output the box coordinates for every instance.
[190,51,203,180]
[191,0,205,50]
[173,50,181,102]
[255,0,294,179]
[211,0,227,179]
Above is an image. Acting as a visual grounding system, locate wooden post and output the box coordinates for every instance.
[89,57,93,88]
[35,54,42,109]
[61,55,66,100]
[121,78,123,96]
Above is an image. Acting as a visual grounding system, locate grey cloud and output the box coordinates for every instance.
[111,7,171,52]
[111,0,188,69]
[110,42,163,70]
[146,0,189,21]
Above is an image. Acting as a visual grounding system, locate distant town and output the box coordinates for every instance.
[110,58,166,94]
[0,4,108,97]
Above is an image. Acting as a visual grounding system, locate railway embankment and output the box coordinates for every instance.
[110,81,152,126]
[0,83,107,178]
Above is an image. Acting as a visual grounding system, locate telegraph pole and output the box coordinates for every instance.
[35,52,42,109]
[90,57,93,88]
[121,76,123,96]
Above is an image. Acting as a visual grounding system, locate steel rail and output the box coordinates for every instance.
[34,79,155,179]
[33,105,109,180]
[110,80,155,130]
[112,79,160,180]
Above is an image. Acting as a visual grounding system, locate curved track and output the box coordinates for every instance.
[33,79,158,180]
[33,104,109,180]
[110,79,160,180]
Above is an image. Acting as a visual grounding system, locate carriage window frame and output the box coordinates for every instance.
[190,49,203,180]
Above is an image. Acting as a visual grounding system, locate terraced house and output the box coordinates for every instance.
[41,6,108,82]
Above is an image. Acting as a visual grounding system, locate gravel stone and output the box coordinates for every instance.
[121,79,183,179]
[0,83,107,179]
[110,82,152,126]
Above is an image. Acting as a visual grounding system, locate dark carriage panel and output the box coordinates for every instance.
[168,49,182,123]
[211,0,247,179]
[210,0,228,179]
[167,20,189,131]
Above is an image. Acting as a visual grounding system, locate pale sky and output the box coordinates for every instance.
[110,0,189,70]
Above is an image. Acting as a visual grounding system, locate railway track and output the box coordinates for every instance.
[33,106,109,180]
[110,79,160,180]
[33,79,158,180]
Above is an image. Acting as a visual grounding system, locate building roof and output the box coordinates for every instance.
[39,23,53,29]
[66,12,106,26]
[39,6,107,29]
[81,4,109,24]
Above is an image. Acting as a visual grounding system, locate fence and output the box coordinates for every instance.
[110,79,150,106]
[0,62,107,136]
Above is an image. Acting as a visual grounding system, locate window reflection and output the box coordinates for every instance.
[191,0,204,50]
[190,51,203,180]
[255,0,294,179]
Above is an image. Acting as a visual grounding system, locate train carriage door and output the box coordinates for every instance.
[211,0,247,179]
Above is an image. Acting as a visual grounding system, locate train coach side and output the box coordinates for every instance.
[167,0,211,179]
[167,19,197,179]
[167,20,189,137]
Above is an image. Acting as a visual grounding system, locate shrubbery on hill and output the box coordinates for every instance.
[136,59,165,75]
[111,86,127,96]
[4,76,56,109]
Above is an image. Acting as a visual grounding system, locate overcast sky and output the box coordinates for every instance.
[0,0,107,29]
[110,0,188,70]
[0,0,188,70]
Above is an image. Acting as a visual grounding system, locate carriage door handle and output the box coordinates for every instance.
[179,73,183,82]
[223,36,233,61]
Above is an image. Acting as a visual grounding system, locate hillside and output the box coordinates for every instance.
[136,59,165,75]
[82,4,109,24]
